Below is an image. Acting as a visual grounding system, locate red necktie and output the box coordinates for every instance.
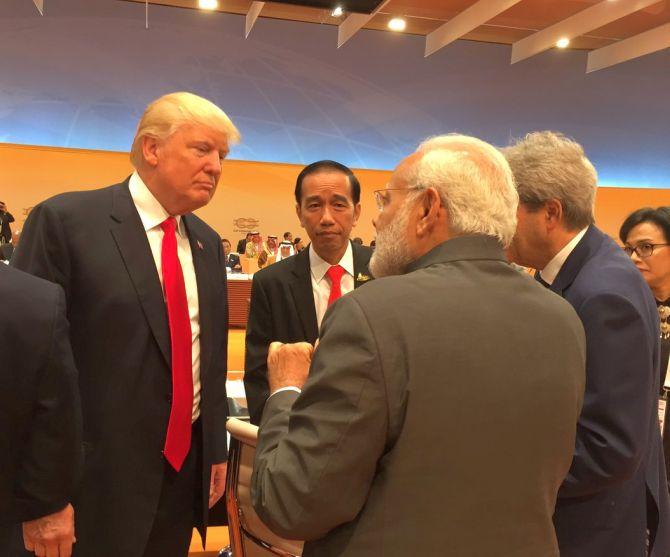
[326,265,346,306]
[160,217,193,472]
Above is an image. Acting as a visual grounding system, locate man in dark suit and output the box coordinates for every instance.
[0,201,15,244]
[12,92,239,557]
[504,131,670,556]
[250,136,587,556]
[244,160,372,425]
[222,238,241,272]
[0,265,81,557]
[236,232,252,255]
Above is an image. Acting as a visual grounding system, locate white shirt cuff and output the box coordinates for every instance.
[269,386,302,398]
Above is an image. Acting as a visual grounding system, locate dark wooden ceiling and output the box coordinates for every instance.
[123,0,670,51]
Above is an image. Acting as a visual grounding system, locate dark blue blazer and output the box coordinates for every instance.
[0,265,81,548]
[549,225,670,556]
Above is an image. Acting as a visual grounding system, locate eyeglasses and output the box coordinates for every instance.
[373,187,423,212]
[623,243,670,258]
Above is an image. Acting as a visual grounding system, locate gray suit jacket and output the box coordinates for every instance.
[251,235,586,557]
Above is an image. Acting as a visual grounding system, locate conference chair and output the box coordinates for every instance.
[0,243,13,262]
[224,418,304,557]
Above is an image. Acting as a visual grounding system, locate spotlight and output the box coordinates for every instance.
[388,18,406,32]
[556,37,570,48]
[198,0,218,10]
[331,6,344,17]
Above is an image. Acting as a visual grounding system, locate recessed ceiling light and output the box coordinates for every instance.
[331,6,344,17]
[388,18,406,32]
[556,37,570,48]
[198,0,218,10]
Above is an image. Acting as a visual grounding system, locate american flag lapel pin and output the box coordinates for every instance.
[197,240,204,251]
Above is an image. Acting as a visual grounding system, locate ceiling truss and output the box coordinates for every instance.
[511,0,664,64]
[118,0,670,72]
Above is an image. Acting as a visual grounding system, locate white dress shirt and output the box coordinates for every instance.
[309,241,355,329]
[540,227,588,285]
[129,172,202,422]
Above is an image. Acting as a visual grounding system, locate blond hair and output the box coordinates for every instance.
[130,92,241,168]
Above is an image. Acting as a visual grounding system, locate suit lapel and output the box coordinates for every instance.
[550,225,601,296]
[184,215,214,382]
[352,242,373,289]
[289,248,319,343]
[109,181,171,367]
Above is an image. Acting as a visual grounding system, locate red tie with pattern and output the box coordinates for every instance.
[160,217,193,472]
[326,265,346,307]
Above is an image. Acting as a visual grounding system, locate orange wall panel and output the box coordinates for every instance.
[2,143,668,246]
[0,143,385,244]
[595,187,670,242]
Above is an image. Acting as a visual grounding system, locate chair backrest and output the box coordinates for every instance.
[0,243,13,261]
[226,418,304,557]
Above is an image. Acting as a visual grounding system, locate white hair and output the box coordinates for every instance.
[369,196,415,278]
[501,131,597,230]
[130,92,241,168]
[410,134,519,247]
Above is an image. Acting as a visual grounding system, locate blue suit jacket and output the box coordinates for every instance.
[549,225,670,556]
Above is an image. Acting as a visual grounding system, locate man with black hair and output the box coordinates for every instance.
[222,238,241,272]
[236,232,252,255]
[244,160,372,424]
[0,201,14,261]
[0,201,15,244]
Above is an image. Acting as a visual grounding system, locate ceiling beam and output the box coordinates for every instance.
[587,22,670,73]
[32,0,43,15]
[511,0,661,64]
[245,1,264,38]
[338,0,390,48]
[425,0,523,57]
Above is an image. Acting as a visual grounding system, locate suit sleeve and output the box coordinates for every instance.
[244,275,273,425]
[210,239,229,463]
[5,212,14,223]
[11,203,71,296]
[251,295,389,540]
[14,286,83,521]
[559,292,656,498]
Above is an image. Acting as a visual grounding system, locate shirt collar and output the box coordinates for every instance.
[309,241,354,283]
[540,227,588,285]
[128,172,185,237]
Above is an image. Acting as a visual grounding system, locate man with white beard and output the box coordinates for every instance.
[250,135,587,557]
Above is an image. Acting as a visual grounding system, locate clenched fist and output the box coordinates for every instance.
[267,341,314,393]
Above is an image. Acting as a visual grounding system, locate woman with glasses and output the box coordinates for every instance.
[620,206,670,490]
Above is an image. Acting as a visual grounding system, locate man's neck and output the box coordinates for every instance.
[137,169,176,216]
[314,244,348,266]
[540,228,582,270]
[409,230,451,263]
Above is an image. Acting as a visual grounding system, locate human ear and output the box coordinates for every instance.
[544,199,564,230]
[416,188,441,237]
[142,136,160,168]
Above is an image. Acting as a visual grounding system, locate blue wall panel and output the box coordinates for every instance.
[1,0,669,187]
